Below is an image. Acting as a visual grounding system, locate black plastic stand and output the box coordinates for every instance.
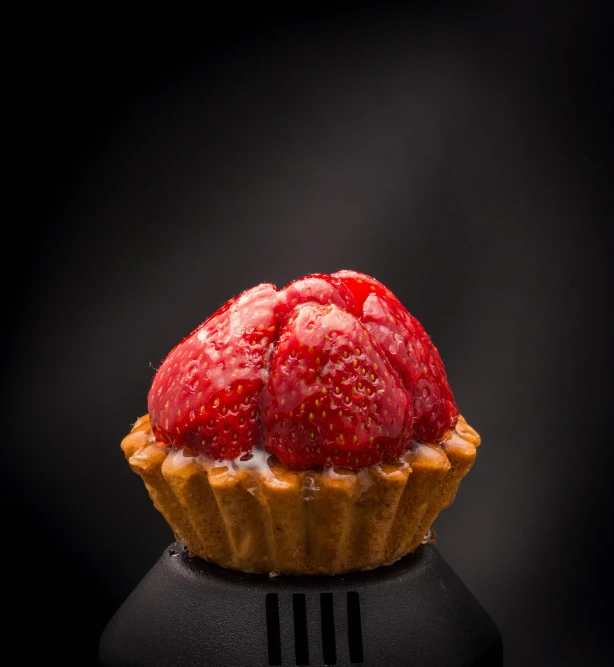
[99,542,503,667]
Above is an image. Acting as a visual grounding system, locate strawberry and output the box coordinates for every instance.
[148,284,279,459]
[147,270,458,468]
[332,270,458,439]
[330,269,396,315]
[262,304,411,469]
[361,291,458,441]
[276,274,349,326]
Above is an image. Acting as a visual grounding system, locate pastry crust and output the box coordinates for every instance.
[122,415,479,575]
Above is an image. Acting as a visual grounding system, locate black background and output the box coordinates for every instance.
[6,2,613,665]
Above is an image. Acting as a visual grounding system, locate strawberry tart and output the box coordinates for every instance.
[121,271,480,575]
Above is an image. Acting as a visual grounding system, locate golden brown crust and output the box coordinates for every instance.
[160,453,231,565]
[261,461,308,571]
[386,444,450,561]
[122,414,479,575]
[305,469,362,573]
[408,416,478,552]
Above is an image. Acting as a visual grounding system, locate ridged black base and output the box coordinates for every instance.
[99,542,503,667]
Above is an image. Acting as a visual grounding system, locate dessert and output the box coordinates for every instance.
[121,271,480,575]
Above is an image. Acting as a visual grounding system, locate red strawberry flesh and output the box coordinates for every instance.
[148,284,278,459]
[263,304,411,469]
[147,270,458,468]
[276,274,348,326]
[362,292,458,441]
[330,269,396,315]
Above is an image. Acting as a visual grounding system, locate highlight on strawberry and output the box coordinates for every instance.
[148,271,458,469]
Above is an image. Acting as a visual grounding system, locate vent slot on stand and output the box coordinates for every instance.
[293,593,309,665]
[266,593,282,666]
[347,592,364,664]
[320,593,337,665]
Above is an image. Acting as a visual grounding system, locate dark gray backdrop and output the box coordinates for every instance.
[6,2,613,665]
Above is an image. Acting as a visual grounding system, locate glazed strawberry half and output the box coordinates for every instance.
[148,271,458,469]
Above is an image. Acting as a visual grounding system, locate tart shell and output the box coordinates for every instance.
[122,415,480,575]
